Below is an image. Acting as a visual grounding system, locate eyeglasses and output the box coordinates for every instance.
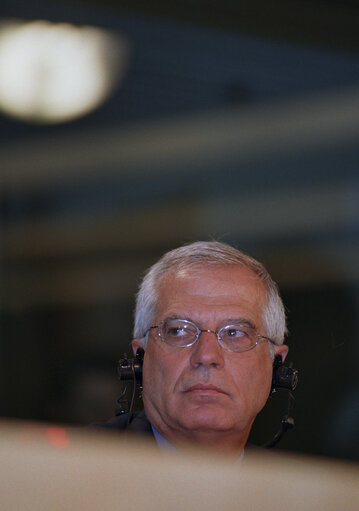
[147,318,274,353]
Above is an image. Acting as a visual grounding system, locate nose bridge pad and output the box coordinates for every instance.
[202,329,216,336]
[194,329,223,356]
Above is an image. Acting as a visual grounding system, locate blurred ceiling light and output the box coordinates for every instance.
[0,19,128,123]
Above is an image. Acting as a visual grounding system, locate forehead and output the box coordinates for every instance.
[155,265,267,327]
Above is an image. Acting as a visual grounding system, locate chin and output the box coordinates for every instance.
[182,405,235,432]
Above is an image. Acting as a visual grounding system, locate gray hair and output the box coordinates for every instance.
[133,241,287,351]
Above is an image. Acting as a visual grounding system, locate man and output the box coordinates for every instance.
[98,241,289,458]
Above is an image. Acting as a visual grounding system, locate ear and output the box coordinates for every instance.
[273,344,289,363]
[131,338,142,355]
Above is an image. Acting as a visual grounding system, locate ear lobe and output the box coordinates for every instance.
[274,344,289,362]
[132,338,141,355]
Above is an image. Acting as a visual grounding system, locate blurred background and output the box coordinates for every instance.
[0,0,358,461]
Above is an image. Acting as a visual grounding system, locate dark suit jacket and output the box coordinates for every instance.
[91,410,155,441]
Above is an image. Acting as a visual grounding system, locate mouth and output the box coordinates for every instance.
[185,384,226,395]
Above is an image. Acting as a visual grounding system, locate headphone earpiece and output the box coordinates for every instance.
[271,355,298,393]
[118,348,144,387]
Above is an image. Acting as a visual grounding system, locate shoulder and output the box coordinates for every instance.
[90,410,153,436]
[90,414,130,430]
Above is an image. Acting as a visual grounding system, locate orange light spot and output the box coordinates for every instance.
[46,427,70,448]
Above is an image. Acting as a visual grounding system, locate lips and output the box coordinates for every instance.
[185,383,226,394]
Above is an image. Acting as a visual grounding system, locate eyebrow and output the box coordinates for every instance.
[162,315,257,330]
[221,318,256,329]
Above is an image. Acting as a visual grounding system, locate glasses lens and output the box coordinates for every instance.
[219,324,256,352]
[160,319,198,346]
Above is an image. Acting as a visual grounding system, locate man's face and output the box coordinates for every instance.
[133,265,288,449]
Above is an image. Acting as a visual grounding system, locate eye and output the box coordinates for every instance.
[163,320,196,339]
[219,324,255,351]
[166,325,187,337]
[222,327,248,339]
[160,320,198,346]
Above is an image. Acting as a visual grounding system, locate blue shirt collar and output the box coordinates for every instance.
[151,425,244,461]
[151,425,177,450]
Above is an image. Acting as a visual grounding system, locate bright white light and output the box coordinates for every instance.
[0,20,128,123]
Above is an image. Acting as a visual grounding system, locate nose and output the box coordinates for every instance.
[189,329,225,369]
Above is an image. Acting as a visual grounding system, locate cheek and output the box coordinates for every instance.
[142,347,183,402]
[254,358,273,404]
[232,354,272,401]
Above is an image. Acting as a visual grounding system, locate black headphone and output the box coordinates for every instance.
[118,349,298,393]
[117,348,144,387]
[117,349,298,447]
[116,348,144,419]
[271,355,298,394]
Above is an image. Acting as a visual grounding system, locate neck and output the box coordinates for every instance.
[154,423,250,460]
